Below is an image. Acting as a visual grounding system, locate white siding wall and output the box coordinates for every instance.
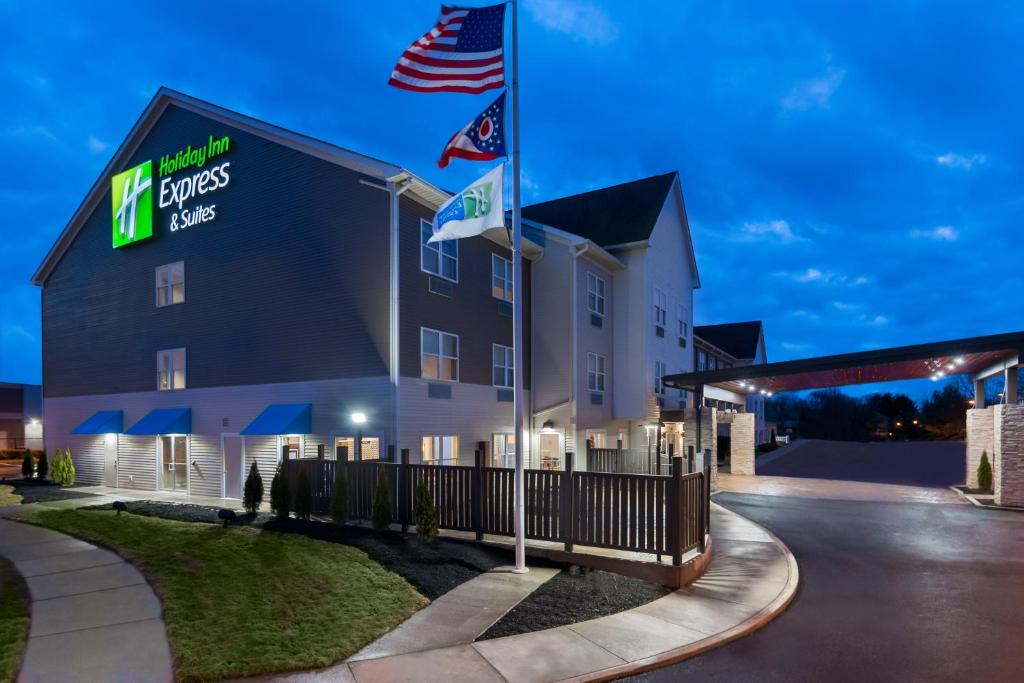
[118,435,157,491]
[529,235,573,413]
[65,434,105,486]
[576,255,615,435]
[612,247,648,420]
[188,434,223,498]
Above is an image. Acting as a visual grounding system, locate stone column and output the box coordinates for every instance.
[965,407,994,489]
[1005,366,1018,405]
[995,404,1024,507]
[974,379,987,409]
[727,412,756,476]
[683,407,718,489]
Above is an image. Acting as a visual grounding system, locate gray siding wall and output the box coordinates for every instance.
[42,104,391,398]
[397,196,530,388]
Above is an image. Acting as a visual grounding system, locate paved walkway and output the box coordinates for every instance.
[257,503,797,683]
[719,473,965,504]
[0,518,173,683]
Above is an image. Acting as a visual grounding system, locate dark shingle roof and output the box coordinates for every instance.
[522,172,677,247]
[694,321,764,361]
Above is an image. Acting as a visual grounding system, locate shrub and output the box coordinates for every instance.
[21,452,34,479]
[243,462,264,514]
[414,477,438,543]
[270,464,291,520]
[218,508,238,527]
[36,451,49,480]
[372,468,392,531]
[978,450,993,491]
[331,463,349,525]
[51,449,76,487]
[112,501,128,515]
[294,467,312,521]
[770,428,778,446]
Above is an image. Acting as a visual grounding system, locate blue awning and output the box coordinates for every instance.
[241,403,312,436]
[71,410,123,435]
[125,408,191,435]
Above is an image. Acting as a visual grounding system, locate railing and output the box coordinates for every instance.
[283,445,711,566]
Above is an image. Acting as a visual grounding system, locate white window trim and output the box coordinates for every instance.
[421,218,458,283]
[677,304,687,336]
[420,326,460,383]
[277,434,305,461]
[587,352,606,392]
[655,360,667,395]
[422,435,459,465]
[155,261,185,308]
[587,272,606,316]
[157,348,186,391]
[654,287,667,327]
[492,253,513,302]
[492,343,514,388]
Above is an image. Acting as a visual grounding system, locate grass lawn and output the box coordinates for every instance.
[31,509,426,682]
[0,556,29,683]
[0,486,21,507]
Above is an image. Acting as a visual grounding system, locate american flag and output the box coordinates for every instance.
[388,4,506,94]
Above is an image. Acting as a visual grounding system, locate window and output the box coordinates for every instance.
[587,273,606,316]
[157,348,186,390]
[334,436,380,461]
[421,219,458,281]
[421,328,459,381]
[677,305,687,337]
[492,254,512,302]
[585,430,607,448]
[492,433,515,468]
[617,430,629,449]
[654,289,667,327]
[587,352,606,392]
[280,435,302,460]
[422,435,459,465]
[708,356,717,371]
[655,360,666,394]
[698,350,707,371]
[493,344,514,387]
[155,262,184,307]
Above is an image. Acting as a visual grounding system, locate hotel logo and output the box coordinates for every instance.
[111,161,154,248]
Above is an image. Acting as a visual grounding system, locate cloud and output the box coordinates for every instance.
[832,301,860,311]
[858,313,890,326]
[1,323,36,343]
[781,67,846,111]
[780,341,811,351]
[936,152,986,170]
[738,219,799,243]
[910,225,958,241]
[7,125,57,141]
[777,268,869,286]
[790,309,821,321]
[524,0,619,45]
[87,135,108,153]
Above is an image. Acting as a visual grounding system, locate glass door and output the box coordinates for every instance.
[539,433,561,471]
[160,435,188,491]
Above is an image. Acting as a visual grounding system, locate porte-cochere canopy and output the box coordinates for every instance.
[664,330,1024,395]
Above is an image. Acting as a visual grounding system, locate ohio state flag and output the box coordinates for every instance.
[438,92,507,168]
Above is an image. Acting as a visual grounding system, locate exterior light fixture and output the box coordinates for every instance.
[937,371,945,378]
[946,363,955,371]
[541,420,556,434]
[351,412,367,424]
[912,419,918,425]
[766,391,773,397]
[896,421,902,427]
[955,357,965,365]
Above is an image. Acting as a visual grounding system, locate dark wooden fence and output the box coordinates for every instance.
[283,445,711,565]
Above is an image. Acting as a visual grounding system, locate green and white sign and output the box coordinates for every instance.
[111,161,154,248]
[110,135,233,249]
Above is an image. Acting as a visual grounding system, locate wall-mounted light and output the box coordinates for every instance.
[541,419,556,434]
[351,412,367,425]
[28,418,39,425]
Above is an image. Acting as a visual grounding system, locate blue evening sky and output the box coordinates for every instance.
[1,1,1021,400]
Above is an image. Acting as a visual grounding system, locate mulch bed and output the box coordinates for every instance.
[80,499,671,628]
[479,567,671,640]
[5,480,94,504]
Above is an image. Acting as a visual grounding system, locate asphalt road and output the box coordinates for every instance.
[758,439,965,488]
[628,492,1024,682]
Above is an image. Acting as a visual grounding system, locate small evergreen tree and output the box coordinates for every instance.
[770,428,778,446]
[331,463,349,525]
[977,450,993,491]
[270,464,291,520]
[372,468,392,531]
[50,448,76,487]
[414,477,438,542]
[294,467,312,521]
[21,452,33,479]
[243,462,264,514]
[36,451,49,480]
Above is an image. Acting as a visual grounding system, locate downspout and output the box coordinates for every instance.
[389,180,412,453]
[571,243,591,463]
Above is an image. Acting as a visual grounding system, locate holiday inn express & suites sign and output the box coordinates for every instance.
[111,134,233,248]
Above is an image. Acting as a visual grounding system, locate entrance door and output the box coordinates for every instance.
[159,435,188,492]
[104,435,118,487]
[539,433,561,470]
[222,435,243,499]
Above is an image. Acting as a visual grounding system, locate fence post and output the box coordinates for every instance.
[477,440,488,468]
[387,445,396,463]
[702,464,711,552]
[400,448,410,533]
[473,449,484,541]
[670,455,683,566]
[562,452,574,552]
[687,445,695,474]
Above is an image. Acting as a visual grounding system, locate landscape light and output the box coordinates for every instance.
[351,411,367,424]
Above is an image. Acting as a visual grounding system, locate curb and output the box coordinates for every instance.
[949,485,1024,512]
[565,512,800,682]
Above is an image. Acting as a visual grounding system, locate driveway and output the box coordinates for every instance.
[627,492,1024,682]
[0,459,23,480]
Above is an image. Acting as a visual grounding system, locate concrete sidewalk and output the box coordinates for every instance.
[0,518,173,683]
[719,473,965,504]
[262,503,797,683]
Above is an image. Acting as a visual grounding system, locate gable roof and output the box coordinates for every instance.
[694,321,764,361]
[521,172,678,247]
[31,87,450,285]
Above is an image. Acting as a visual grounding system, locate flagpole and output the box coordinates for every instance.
[509,0,527,574]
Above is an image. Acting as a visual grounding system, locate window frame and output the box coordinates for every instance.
[422,435,459,465]
[155,261,185,308]
[655,360,667,395]
[421,218,458,282]
[587,352,606,392]
[491,432,515,468]
[677,304,687,337]
[587,272,606,317]
[491,253,513,302]
[654,288,667,327]
[697,350,707,372]
[420,327,460,382]
[492,343,514,388]
[157,348,186,391]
